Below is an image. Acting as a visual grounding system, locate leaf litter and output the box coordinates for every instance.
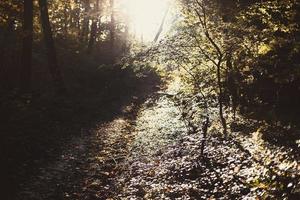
[17,86,299,200]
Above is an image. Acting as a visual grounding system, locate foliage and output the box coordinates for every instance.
[1,0,300,199]
[228,0,300,122]
[148,0,300,133]
[0,0,131,91]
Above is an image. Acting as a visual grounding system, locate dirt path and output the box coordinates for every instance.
[18,113,132,199]
[17,88,186,200]
[17,83,299,200]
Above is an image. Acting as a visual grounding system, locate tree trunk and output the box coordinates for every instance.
[200,116,210,156]
[154,4,170,42]
[80,0,90,43]
[20,0,33,92]
[122,24,129,53]
[38,0,66,93]
[87,0,100,54]
[87,20,97,54]
[63,3,68,36]
[110,0,115,61]
[217,60,227,137]
[193,1,228,137]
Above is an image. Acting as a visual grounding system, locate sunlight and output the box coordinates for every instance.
[123,0,170,42]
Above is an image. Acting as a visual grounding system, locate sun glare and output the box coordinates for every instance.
[123,0,170,42]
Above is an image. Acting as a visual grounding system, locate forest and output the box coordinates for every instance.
[0,0,299,199]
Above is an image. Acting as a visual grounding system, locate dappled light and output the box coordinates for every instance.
[1,0,300,199]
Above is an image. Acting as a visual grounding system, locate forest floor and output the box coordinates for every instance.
[14,75,300,200]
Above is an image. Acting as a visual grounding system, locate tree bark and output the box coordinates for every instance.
[63,3,68,36]
[20,0,33,92]
[200,116,210,156]
[80,0,90,43]
[38,0,66,93]
[110,0,115,61]
[87,20,97,54]
[216,59,227,137]
[87,0,100,54]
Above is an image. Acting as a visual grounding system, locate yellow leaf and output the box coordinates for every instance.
[258,43,272,55]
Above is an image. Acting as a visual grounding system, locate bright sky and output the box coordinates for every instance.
[122,0,171,42]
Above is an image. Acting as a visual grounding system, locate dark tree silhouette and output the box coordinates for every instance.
[20,0,33,92]
[38,0,65,93]
[87,0,100,54]
[80,0,90,43]
[110,0,115,61]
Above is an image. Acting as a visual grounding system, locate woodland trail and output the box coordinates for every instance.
[2,0,300,199]
[16,83,189,200]
[18,114,134,199]
[17,81,300,200]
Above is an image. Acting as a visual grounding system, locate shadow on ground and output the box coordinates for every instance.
[234,104,300,153]
[0,63,161,200]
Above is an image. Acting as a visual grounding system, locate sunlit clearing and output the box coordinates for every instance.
[123,0,171,42]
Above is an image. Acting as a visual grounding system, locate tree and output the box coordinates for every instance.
[161,0,228,136]
[20,0,33,92]
[87,0,100,54]
[154,4,170,43]
[80,0,91,43]
[38,0,65,93]
[193,0,229,136]
[110,0,115,60]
